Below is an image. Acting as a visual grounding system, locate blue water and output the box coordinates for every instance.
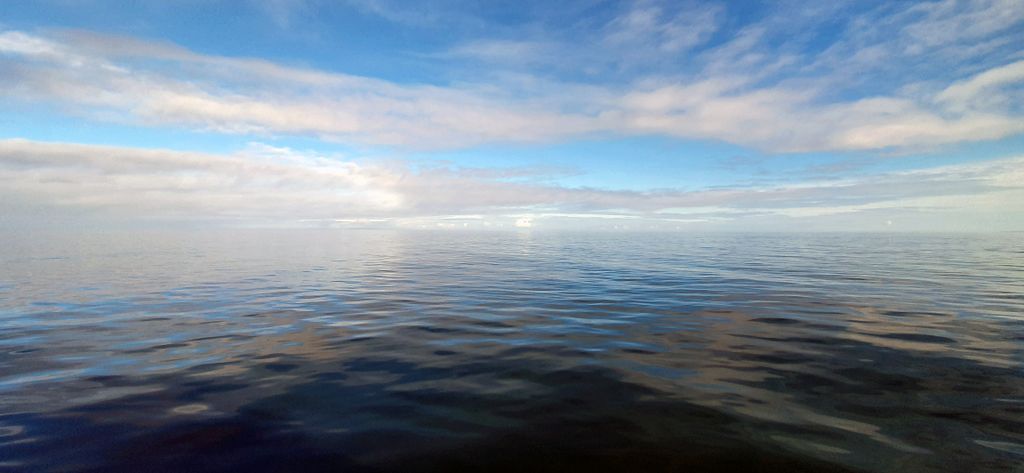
[1,230,1022,472]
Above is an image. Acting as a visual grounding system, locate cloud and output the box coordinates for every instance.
[341,0,464,27]
[0,0,1022,153]
[935,60,1024,112]
[443,39,555,65]
[0,30,601,149]
[2,139,1021,230]
[603,1,722,54]
[254,0,314,28]
[898,0,1024,53]
[616,80,1024,152]
[0,139,405,220]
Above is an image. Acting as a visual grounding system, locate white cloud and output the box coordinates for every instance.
[1,30,600,149]
[0,30,64,57]
[445,39,554,64]
[899,0,1024,53]
[2,7,1023,154]
[1,139,1021,230]
[603,1,722,53]
[935,60,1024,112]
[0,139,403,219]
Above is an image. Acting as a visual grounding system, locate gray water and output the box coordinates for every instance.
[0,230,1022,472]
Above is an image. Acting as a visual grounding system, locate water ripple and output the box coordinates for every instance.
[0,230,1022,472]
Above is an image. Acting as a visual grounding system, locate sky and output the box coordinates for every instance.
[1,0,1022,231]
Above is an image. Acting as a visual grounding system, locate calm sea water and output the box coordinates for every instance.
[0,230,1022,472]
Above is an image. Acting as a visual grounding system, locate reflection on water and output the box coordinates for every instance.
[0,230,1022,472]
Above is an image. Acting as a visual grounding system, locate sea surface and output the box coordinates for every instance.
[0,230,1022,472]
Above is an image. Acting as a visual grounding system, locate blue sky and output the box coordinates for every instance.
[1,0,1022,231]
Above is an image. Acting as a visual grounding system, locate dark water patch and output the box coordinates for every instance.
[741,351,819,365]
[882,310,950,318]
[5,366,865,473]
[750,317,801,325]
[874,333,956,344]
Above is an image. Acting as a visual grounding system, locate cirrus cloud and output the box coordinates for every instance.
[2,0,1024,154]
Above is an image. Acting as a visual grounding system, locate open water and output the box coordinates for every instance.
[0,230,1022,472]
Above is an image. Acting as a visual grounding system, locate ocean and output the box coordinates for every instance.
[1,230,1022,472]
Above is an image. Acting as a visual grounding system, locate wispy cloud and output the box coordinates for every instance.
[935,60,1024,112]
[0,30,604,149]
[603,1,722,54]
[3,0,1024,154]
[254,0,314,29]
